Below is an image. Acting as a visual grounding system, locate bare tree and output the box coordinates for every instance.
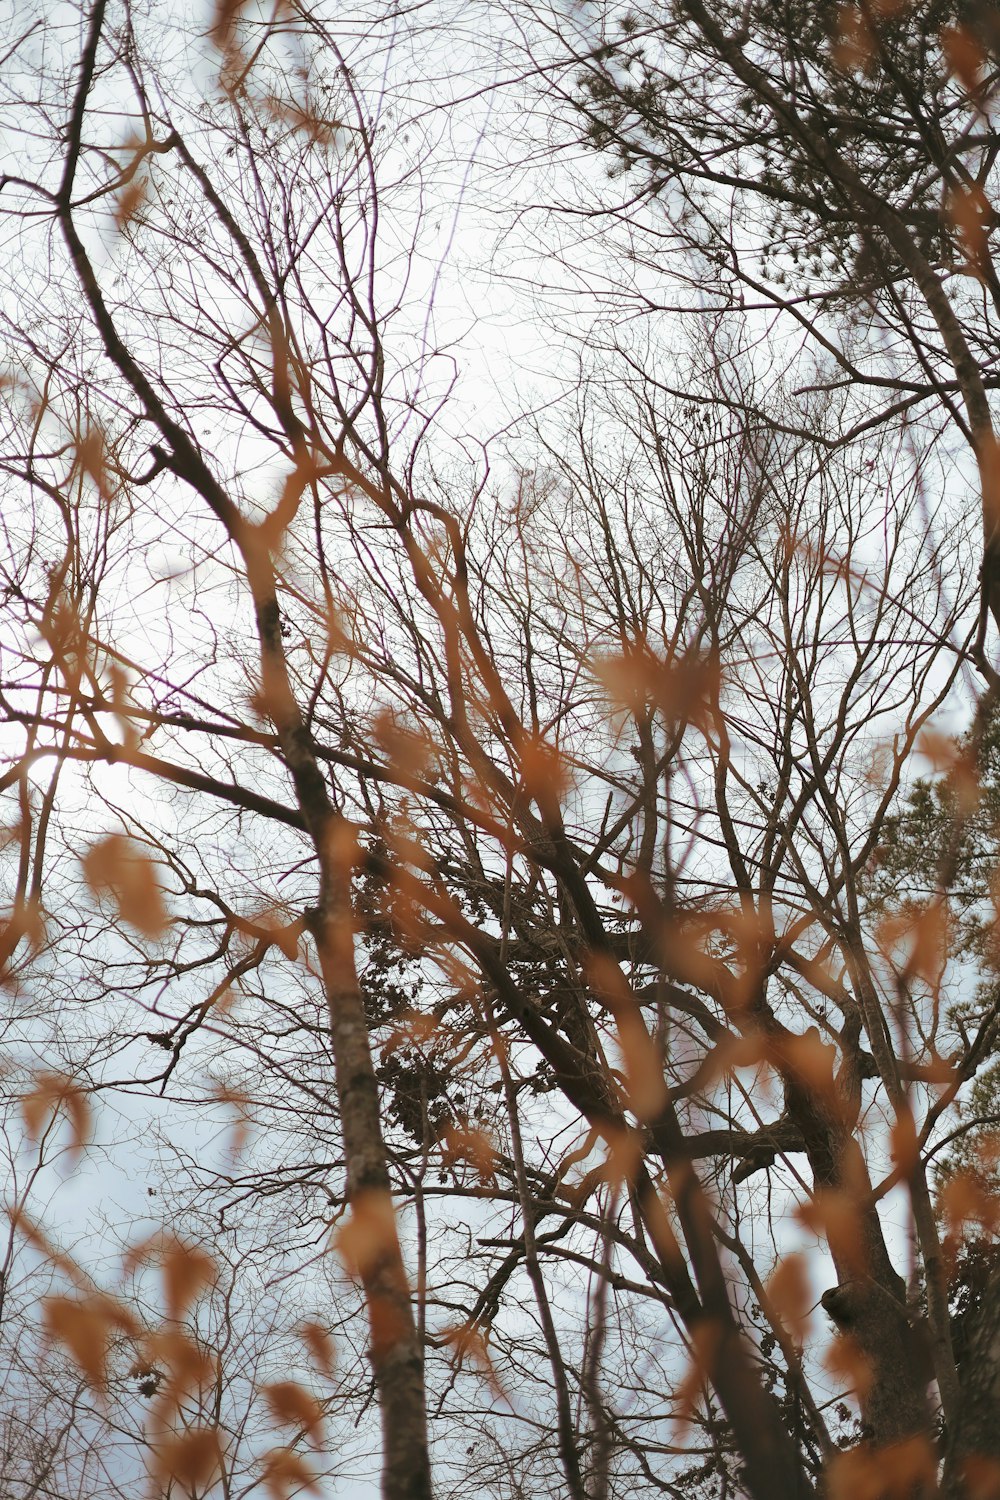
[1,4,999,1500]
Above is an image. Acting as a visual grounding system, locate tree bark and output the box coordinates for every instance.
[944,1256,1000,1500]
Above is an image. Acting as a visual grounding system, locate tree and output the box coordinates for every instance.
[543,0,1000,647]
[1,2,999,1499]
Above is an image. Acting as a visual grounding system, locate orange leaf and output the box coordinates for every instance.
[75,427,112,501]
[777,1028,837,1099]
[210,0,250,49]
[917,728,980,814]
[114,175,147,231]
[1,897,45,966]
[616,1008,668,1120]
[440,1123,497,1183]
[797,1189,867,1274]
[43,1294,134,1392]
[940,1170,998,1240]
[832,4,876,73]
[696,1031,770,1090]
[592,645,719,728]
[890,1108,920,1175]
[211,1082,253,1157]
[162,1239,216,1320]
[373,707,434,779]
[141,1327,216,1408]
[262,1447,321,1499]
[151,1427,222,1489]
[382,1010,438,1055]
[826,1435,936,1500]
[441,1321,507,1397]
[947,184,994,267]
[942,24,986,97]
[766,1253,813,1343]
[672,1321,723,1433]
[823,1332,873,1400]
[600,1125,645,1188]
[368,1293,409,1357]
[334,1191,398,1279]
[961,1455,1000,1500]
[912,1052,959,1086]
[876,900,949,985]
[299,1321,336,1378]
[21,1072,91,1161]
[584,949,631,1011]
[517,733,569,820]
[82,834,168,937]
[262,1381,325,1444]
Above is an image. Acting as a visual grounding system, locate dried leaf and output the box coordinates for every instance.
[368,1293,409,1356]
[382,1009,438,1056]
[672,1321,723,1433]
[21,1072,91,1161]
[585,948,632,1010]
[940,1169,999,1242]
[441,1321,507,1397]
[832,5,876,73]
[517,732,569,821]
[797,1189,866,1273]
[373,707,434,779]
[616,1008,668,1120]
[961,1455,1000,1500]
[262,1381,325,1444]
[912,1052,959,1086]
[826,1434,935,1500]
[299,1321,336,1378]
[766,1253,813,1343]
[942,24,986,97]
[976,1130,1000,1172]
[640,1180,686,1272]
[114,175,147,231]
[10,1209,95,1291]
[1,898,45,965]
[82,834,168,938]
[599,1125,645,1188]
[947,184,994,268]
[235,908,301,961]
[211,1082,253,1157]
[919,728,981,814]
[210,0,250,49]
[262,1447,321,1499]
[876,900,949,985]
[162,1239,216,1320]
[696,1030,770,1091]
[592,644,719,728]
[261,92,343,147]
[43,1297,108,1390]
[334,1191,398,1279]
[75,427,112,501]
[141,1327,216,1409]
[823,1332,873,1400]
[151,1427,222,1489]
[890,1108,920,1176]
[40,595,88,696]
[585,948,667,1118]
[440,1123,497,1183]
[777,1028,838,1099]
[43,1293,134,1391]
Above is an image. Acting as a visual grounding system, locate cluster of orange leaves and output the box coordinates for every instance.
[12,1187,336,1498]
